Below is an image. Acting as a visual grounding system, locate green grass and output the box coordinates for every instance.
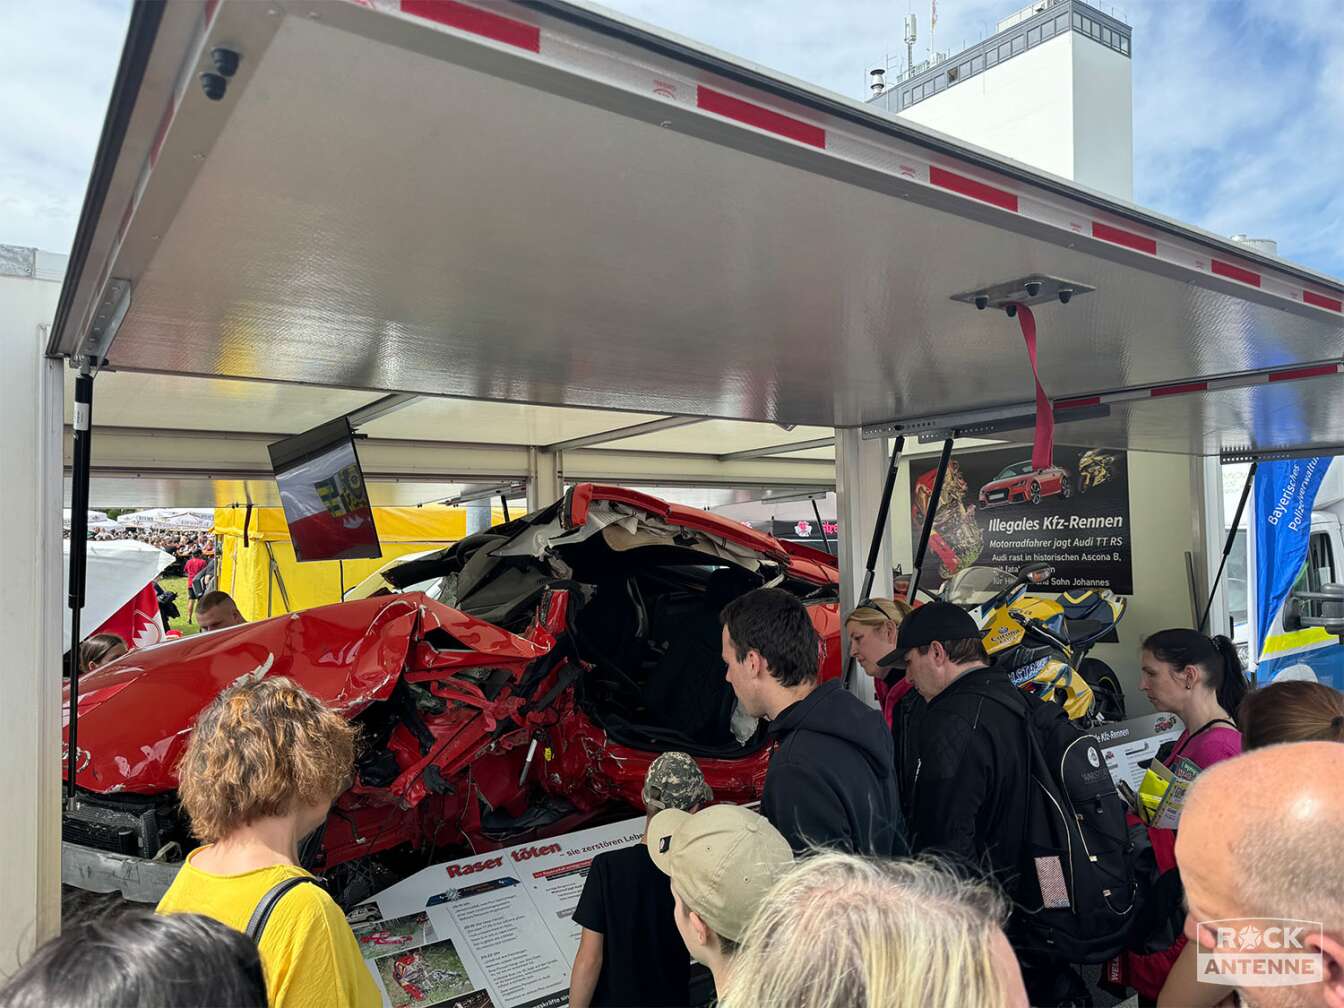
[158,576,200,636]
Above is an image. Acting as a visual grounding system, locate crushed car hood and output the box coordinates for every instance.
[62,593,548,794]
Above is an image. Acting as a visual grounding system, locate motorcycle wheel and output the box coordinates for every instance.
[1078,657,1126,722]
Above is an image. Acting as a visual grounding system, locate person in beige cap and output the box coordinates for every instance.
[646,803,794,998]
[570,752,713,1008]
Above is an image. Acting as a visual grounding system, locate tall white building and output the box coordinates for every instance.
[869,0,1133,200]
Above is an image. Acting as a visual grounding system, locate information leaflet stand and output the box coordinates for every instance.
[354,816,646,1008]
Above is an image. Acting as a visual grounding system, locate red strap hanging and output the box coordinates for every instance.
[1015,304,1054,469]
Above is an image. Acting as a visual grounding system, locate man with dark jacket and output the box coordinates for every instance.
[721,587,907,857]
[885,601,1091,1006]
[880,601,1028,896]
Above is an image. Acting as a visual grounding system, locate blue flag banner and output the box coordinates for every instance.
[1254,457,1330,657]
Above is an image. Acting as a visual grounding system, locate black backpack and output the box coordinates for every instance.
[968,686,1139,964]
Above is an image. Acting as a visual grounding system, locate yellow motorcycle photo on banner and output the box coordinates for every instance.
[941,562,1128,724]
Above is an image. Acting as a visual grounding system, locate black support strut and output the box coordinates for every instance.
[1199,460,1257,633]
[66,362,96,806]
[842,436,905,689]
[907,436,956,603]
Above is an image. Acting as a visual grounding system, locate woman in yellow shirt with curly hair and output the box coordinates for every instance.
[157,675,380,1008]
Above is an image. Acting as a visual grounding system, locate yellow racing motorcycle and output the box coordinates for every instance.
[940,562,1128,724]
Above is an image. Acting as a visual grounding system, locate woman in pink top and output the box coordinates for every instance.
[1140,629,1247,772]
[1115,629,1249,1003]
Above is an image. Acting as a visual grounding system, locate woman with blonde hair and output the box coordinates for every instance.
[845,597,914,722]
[157,676,378,1008]
[845,597,920,810]
[718,852,1028,1008]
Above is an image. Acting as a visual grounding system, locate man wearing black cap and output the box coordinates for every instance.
[879,601,1029,899]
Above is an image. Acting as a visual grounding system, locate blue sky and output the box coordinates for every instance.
[3,0,1341,276]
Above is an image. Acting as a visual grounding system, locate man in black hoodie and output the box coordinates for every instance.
[720,588,907,857]
[880,601,1029,899]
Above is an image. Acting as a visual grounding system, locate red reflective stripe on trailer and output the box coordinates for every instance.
[1304,290,1344,312]
[928,166,1019,212]
[1268,364,1342,383]
[1151,381,1208,398]
[1056,396,1101,410]
[401,0,541,52]
[1210,259,1261,287]
[695,87,826,148]
[1091,221,1156,255]
[148,102,175,169]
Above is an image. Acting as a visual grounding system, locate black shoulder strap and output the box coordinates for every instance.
[960,683,1029,720]
[1172,717,1238,758]
[246,876,319,944]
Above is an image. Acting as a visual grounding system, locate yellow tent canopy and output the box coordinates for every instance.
[214,505,495,620]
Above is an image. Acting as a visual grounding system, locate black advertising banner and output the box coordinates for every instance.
[755,519,839,554]
[909,445,1133,594]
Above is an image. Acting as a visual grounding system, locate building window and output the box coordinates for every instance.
[999,41,1012,61]
[1056,13,1069,33]
[1028,25,1041,45]
[1043,20,1055,38]
[903,91,912,108]
[971,54,984,73]
[1012,34,1025,53]
[987,47,998,66]
[1073,11,1083,28]
[959,60,971,77]
[1120,35,1129,54]
[1104,27,1114,46]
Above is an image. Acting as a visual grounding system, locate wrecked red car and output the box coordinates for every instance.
[61,485,840,905]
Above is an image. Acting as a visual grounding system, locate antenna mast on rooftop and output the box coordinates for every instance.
[904,12,917,73]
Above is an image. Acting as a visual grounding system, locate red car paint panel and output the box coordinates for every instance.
[64,487,841,880]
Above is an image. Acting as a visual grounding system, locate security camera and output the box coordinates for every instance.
[1024,280,1043,298]
[1058,287,1074,305]
[974,294,989,311]
[200,72,227,101]
[211,47,241,78]
[1005,303,1018,318]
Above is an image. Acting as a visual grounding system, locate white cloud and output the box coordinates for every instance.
[0,0,131,253]
[2,0,1340,275]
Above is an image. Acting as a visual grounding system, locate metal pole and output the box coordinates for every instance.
[66,361,95,806]
[1199,460,1257,633]
[263,541,292,613]
[842,436,906,688]
[811,497,831,553]
[907,437,956,603]
[501,494,510,524]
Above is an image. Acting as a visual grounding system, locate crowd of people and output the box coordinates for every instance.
[7,586,1344,1007]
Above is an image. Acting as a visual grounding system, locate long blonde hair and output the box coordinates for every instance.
[719,853,1014,1008]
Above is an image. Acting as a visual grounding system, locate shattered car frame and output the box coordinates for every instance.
[61,485,840,905]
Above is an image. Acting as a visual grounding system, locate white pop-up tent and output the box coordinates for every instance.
[62,509,120,531]
[114,508,215,530]
[60,538,173,648]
